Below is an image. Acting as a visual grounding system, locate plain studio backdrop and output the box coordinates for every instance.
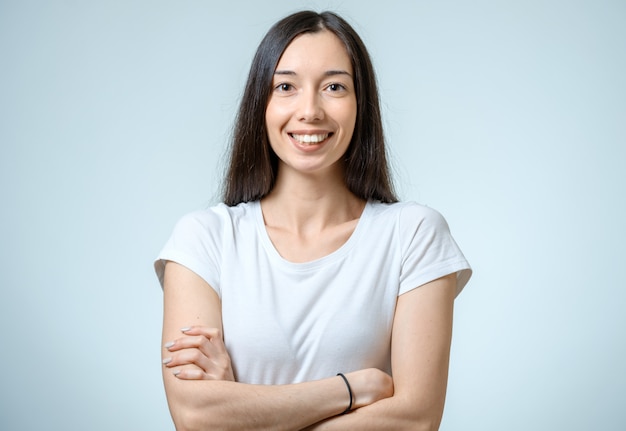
[1,0,624,429]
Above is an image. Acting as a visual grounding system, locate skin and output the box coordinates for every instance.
[265,30,357,181]
[262,30,363,264]
[161,30,457,431]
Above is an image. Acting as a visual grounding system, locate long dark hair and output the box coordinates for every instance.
[223,10,397,206]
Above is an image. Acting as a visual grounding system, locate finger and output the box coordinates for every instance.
[180,325,223,340]
[165,334,227,362]
[163,347,235,381]
[163,347,212,371]
[164,335,207,351]
[172,366,206,380]
[169,361,232,381]
[169,362,234,381]
[163,346,231,378]
[179,329,231,356]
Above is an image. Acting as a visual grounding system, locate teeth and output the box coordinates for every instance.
[291,133,329,144]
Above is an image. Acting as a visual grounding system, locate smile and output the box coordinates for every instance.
[289,133,333,144]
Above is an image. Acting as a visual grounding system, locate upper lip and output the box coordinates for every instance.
[288,130,334,135]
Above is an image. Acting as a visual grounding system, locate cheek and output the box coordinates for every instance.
[342,100,358,135]
[265,101,290,129]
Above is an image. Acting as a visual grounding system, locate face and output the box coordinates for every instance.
[265,30,357,178]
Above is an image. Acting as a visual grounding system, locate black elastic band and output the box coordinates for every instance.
[337,373,353,414]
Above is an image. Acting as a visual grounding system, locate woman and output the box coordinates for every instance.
[155,10,471,430]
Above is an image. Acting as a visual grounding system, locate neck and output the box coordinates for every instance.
[261,165,365,233]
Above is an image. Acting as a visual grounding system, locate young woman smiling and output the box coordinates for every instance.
[155,10,471,431]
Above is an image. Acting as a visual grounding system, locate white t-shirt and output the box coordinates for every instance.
[155,200,471,385]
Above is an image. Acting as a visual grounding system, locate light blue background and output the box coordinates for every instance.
[1,0,624,429]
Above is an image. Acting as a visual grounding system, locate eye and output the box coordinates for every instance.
[274,83,294,92]
[327,83,346,92]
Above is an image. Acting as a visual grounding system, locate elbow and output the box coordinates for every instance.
[397,415,441,431]
[410,408,444,431]
[167,393,221,431]
[164,379,243,431]
[164,379,219,431]
[393,396,445,431]
[414,417,443,431]
[169,397,237,431]
[391,414,440,431]
[169,405,204,431]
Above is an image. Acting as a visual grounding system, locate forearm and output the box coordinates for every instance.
[306,275,457,431]
[164,374,355,431]
[303,394,443,431]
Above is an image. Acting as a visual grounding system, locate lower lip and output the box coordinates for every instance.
[289,134,332,152]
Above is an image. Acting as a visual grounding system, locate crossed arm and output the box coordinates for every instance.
[161,261,456,431]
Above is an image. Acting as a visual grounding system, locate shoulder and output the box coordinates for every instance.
[368,201,449,232]
[173,201,257,235]
[155,201,258,290]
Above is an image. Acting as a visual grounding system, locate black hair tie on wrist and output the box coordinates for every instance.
[337,373,353,414]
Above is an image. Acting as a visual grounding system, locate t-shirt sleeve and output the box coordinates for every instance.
[398,204,472,297]
[154,210,222,297]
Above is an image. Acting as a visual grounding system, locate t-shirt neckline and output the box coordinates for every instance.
[252,200,372,271]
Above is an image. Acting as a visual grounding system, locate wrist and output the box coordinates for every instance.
[336,373,353,414]
[345,368,393,408]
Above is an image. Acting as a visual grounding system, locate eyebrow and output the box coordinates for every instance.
[274,69,352,77]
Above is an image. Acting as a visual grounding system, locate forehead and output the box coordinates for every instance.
[275,30,352,74]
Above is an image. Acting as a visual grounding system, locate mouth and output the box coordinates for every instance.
[289,132,334,145]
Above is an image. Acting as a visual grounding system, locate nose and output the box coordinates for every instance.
[297,88,324,122]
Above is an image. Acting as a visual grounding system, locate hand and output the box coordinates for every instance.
[346,368,394,409]
[162,325,235,381]
[300,369,394,430]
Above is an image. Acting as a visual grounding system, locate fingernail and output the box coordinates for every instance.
[162,357,172,365]
[180,327,191,332]
[173,370,181,376]
[164,341,174,349]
